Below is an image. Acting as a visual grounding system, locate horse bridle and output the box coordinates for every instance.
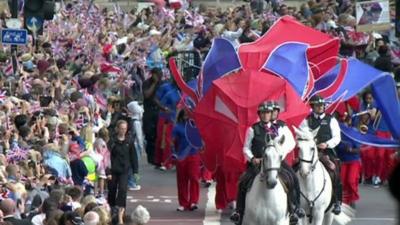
[262,143,281,175]
[297,138,318,172]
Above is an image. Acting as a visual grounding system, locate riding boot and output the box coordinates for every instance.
[230,180,246,224]
[282,162,305,218]
[332,158,342,215]
[231,166,258,225]
[332,172,342,215]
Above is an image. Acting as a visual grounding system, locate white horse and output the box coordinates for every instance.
[294,127,353,225]
[243,136,289,225]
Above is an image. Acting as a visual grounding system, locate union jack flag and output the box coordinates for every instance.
[94,94,107,111]
[6,142,29,163]
[75,115,84,129]
[0,91,7,102]
[29,101,41,114]
[22,77,33,94]
[3,61,13,77]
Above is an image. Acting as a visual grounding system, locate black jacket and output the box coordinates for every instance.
[107,135,138,175]
[4,216,33,225]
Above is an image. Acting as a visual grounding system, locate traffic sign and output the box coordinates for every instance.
[6,19,22,29]
[1,29,28,45]
[26,16,43,32]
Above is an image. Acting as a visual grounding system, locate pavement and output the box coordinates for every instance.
[126,159,398,225]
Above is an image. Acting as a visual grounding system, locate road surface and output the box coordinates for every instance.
[126,161,398,225]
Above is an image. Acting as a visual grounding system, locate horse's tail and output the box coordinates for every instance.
[333,203,356,225]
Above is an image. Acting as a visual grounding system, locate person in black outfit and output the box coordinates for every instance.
[299,95,342,215]
[107,120,138,225]
[230,102,305,225]
[142,68,164,165]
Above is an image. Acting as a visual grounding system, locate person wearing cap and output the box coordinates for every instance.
[299,94,342,215]
[270,101,306,222]
[231,101,302,225]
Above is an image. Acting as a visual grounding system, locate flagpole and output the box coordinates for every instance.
[10,0,18,77]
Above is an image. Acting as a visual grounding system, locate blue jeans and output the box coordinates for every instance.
[128,142,142,188]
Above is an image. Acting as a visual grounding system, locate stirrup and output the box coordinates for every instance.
[332,203,341,215]
[295,207,306,218]
[289,214,299,225]
[230,212,241,224]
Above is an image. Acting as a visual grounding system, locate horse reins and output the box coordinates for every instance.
[300,163,327,223]
[297,143,328,224]
[298,139,318,172]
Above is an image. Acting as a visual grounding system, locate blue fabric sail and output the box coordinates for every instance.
[340,123,400,148]
[263,42,309,97]
[202,38,241,96]
[330,58,387,102]
[371,76,400,140]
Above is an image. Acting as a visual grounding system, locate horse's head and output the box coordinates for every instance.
[262,135,284,189]
[293,126,319,177]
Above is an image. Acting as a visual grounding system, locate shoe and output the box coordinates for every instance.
[129,185,141,191]
[159,166,167,171]
[216,209,223,213]
[295,207,306,218]
[176,206,185,212]
[230,212,240,223]
[364,178,372,185]
[190,204,198,211]
[372,176,380,188]
[289,214,299,225]
[332,203,341,215]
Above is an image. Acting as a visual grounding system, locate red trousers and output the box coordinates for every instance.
[340,160,361,204]
[176,154,201,209]
[214,167,241,210]
[360,145,375,180]
[361,131,395,182]
[155,117,174,168]
[376,131,397,182]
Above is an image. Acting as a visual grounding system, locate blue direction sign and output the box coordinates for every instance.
[1,29,28,45]
[26,16,43,32]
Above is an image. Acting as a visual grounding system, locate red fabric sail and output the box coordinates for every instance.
[194,70,309,172]
[238,16,338,72]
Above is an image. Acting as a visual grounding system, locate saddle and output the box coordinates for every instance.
[278,169,291,195]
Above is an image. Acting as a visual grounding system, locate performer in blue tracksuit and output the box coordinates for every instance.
[172,109,201,211]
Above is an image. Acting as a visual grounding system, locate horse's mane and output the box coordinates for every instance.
[293,126,316,143]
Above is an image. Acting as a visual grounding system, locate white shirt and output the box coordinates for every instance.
[243,122,296,162]
[222,28,243,49]
[32,213,46,225]
[299,113,341,149]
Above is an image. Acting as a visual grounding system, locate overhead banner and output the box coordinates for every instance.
[356,0,391,32]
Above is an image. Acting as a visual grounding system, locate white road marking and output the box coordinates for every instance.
[353,218,395,221]
[127,196,133,199]
[128,199,173,204]
[151,219,208,222]
[203,183,221,225]
[147,195,154,199]
[160,195,178,199]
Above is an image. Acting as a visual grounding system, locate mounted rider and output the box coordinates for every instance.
[230,101,305,225]
[299,95,342,215]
